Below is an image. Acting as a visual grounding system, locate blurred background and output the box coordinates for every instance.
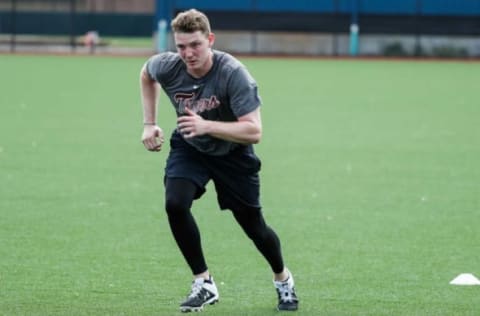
[1,0,479,57]
[1,2,480,315]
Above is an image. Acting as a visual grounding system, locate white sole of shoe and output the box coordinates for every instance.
[180,298,219,313]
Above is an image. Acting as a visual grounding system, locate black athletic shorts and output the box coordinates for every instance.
[165,131,262,211]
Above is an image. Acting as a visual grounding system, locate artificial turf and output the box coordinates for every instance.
[1,54,479,315]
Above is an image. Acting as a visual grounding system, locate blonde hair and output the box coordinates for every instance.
[171,9,211,35]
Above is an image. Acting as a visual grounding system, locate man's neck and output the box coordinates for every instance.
[188,50,214,78]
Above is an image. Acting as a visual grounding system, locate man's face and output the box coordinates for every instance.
[174,31,215,76]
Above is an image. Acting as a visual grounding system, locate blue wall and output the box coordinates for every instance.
[167,0,480,15]
[2,1,478,37]
[153,0,480,36]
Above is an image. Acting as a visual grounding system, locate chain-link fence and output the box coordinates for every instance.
[1,0,479,56]
[0,0,154,53]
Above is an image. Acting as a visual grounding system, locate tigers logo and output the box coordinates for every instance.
[174,92,221,114]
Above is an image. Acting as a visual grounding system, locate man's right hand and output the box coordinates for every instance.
[142,125,164,152]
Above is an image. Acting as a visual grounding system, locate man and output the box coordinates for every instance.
[140,9,299,313]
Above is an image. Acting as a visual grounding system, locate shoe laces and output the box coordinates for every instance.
[187,279,204,299]
[276,280,296,303]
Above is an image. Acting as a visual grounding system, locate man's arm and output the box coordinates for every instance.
[177,107,262,144]
[140,63,164,151]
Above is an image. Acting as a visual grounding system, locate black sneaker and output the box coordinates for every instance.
[274,271,299,311]
[180,277,219,313]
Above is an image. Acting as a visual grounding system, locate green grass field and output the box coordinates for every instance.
[1,54,479,315]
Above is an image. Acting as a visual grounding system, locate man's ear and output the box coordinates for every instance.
[208,32,215,48]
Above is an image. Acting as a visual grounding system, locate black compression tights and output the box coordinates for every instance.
[165,178,285,275]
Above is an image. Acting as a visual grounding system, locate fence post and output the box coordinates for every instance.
[349,0,359,56]
[333,0,339,56]
[414,0,422,56]
[157,19,167,52]
[349,23,359,56]
[155,0,173,52]
[69,0,76,52]
[10,0,16,53]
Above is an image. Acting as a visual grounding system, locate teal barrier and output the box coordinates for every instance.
[157,19,168,52]
[349,23,359,56]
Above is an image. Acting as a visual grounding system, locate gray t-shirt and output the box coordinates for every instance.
[146,50,261,156]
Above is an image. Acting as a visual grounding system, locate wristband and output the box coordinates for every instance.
[143,122,157,126]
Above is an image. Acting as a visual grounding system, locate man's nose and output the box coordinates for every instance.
[185,47,194,57]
